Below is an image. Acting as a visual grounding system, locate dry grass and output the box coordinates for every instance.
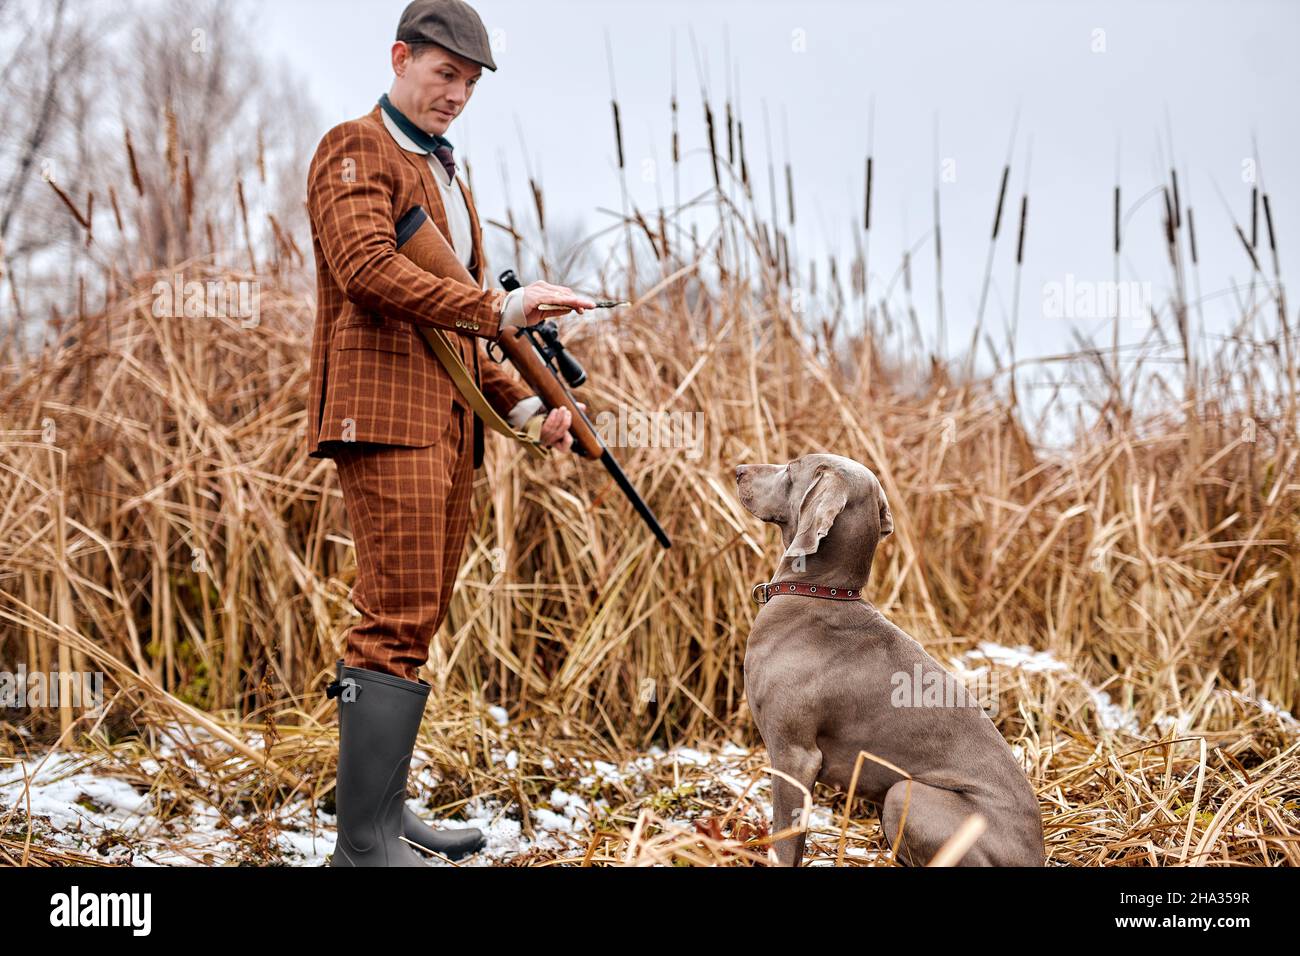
[0,102,1297,864]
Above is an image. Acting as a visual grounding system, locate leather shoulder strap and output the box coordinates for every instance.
[419,324,550,459]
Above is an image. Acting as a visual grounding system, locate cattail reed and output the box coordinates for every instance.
[725,100,735,167]
[864,156,873,233]
[632,208,658,260]
[108,185,124,234]
[671,94,679,166]
[124,127,144,197]
[1162,186,1176,265]
[736,118,749,191]
[1008,190,1028,407]
[1113,185,1121,254]
[1015,195,1028,266]
[973,161,1010,350]
[182,153,194,235]
[1251,186,1259,248]
[45,178,90,231]
[610,99,625,170]
[235,178,256,272]
[164,102,179,183]
[529,177,544,233]
[703,99,720,191]
[1262,193,1278,267]
[1235,223,1262,273]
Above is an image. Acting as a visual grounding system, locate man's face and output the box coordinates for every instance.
[390,42,481,136]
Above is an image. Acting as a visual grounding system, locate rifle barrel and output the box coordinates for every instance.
[600,450,672,549]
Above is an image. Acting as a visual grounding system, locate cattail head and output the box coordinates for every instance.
[182,153,194,233]
[164,102,179,183]
[725,100,735,167]
[737,119,749,190]
[1262,193,1277,255]
[1113,185,1121,255]
[124,128,144,197]
[703,99,720,190]
[864,155,873,232]
[1169,169,1182,230]
[991,165,1010,240]
[529,177,545,233]
[1016,194,1028,266]
[610,99,625,170]
[1251,186,1259,248]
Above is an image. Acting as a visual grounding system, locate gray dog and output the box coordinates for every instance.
[735,454,1045,867]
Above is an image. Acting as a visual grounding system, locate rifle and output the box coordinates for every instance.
[394,205,671,550]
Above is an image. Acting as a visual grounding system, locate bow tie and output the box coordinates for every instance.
[378,93,457,181]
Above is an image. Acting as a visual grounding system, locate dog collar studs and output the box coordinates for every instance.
[751,581,862,605]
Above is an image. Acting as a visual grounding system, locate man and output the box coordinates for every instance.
[306,0,596,866]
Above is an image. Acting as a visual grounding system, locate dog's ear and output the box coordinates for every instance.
[786,467,849,558]
[876,474,894,538]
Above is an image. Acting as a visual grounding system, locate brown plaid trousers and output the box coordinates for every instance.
[333,407,475,679]
[306,105,532,678]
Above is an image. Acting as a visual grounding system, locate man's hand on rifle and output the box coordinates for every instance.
[501,282,597,330]
[538,401,586,452]
[506,396,587,453]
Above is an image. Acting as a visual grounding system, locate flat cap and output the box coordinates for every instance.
[396,0,497,72]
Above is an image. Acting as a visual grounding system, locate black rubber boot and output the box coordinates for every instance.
[401,806,486,860]
[328,659,431,867]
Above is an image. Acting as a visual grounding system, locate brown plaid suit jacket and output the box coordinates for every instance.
[305,104,532,468]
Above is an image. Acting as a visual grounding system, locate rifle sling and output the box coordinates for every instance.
[416,324,550,460]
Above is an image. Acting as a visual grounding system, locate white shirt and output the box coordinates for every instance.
[380,108,543,429]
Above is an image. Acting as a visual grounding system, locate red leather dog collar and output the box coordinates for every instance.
[751,581,863,605]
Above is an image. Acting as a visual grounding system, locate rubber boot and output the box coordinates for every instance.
[328,659,431,867]
[401,807,486,860]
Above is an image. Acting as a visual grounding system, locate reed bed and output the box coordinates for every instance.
[0,86,1297,864]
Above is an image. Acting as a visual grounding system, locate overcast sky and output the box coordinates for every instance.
[258,0,1298,386]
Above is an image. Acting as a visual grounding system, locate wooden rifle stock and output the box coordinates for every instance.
[490,316,604,461]
[394,205,670,549]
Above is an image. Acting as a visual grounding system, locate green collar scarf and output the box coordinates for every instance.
[378,93,453,155]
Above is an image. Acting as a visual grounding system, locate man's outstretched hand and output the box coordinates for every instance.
[502,282,597,330]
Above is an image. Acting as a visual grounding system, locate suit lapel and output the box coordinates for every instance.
[407,151,453,248]
[366,106,481,371]
[368,105,485,285]
[368,105,456,250]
